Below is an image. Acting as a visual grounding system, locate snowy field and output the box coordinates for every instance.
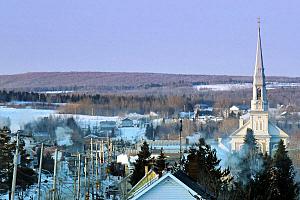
[53,113,120,129]
[194,82,300,91]
[0,106,55,132]
[118,127,146,141]
[194,83,252,91]
[0,107,147,143]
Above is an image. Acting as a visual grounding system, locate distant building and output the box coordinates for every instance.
[229,104,249,117]
[194,104,213,118]
[179,111,194,119]
[100,120,117,131]
[121,118,134,127]
[230,21,288,155]
[186,132,206,145]
[138,117,150,128]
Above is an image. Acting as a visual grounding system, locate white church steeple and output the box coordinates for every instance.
[230,19,289,155]
[251,18,268,112]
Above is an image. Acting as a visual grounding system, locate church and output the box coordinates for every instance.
[230,21,289,155]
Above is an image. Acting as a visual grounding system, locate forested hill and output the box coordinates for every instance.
[0,72,299,93]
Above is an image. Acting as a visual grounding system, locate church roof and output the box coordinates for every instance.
[230,120,289,139]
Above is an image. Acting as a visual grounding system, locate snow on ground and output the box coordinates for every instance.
[194,83,252,91]
[54,113,120,129]
[194,82,300,91]
[118,127,146,142]
[0,106,55,132]
[55,126,73,146]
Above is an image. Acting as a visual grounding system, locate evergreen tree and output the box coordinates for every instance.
[0,131,37,193]
[251,153,274,200]
[238,128,262,186]
[145,124,154,140]
[155,148,166,177]
[0,130,14,192]
[271,140,299,200]
[238,140,299,200]
[16,139,37,191]
[185,138,232,198]
[130,141,151,186]
[18,139,32,167]
[185,147,199,179]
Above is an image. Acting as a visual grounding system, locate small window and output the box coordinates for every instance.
[260,121,263,130]
[257,88,261,100]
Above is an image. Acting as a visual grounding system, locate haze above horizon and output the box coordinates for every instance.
[0,1,299,76]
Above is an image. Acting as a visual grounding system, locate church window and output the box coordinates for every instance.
[257,88,261,100]
[260,121,263,130]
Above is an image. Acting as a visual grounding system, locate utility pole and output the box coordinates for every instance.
[99,141,102,195]
[74,158,77,200]
[37,143,44,200]
[11,134,19,200]
[101,140,104,164]
[84,156,87,198]
[95,142,99,198]
[90,138,94,200]
[77,153,81,200]
[179,119,183,169]
[52,149,58,200]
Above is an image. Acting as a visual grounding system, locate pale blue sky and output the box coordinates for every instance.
[0,1,299,76]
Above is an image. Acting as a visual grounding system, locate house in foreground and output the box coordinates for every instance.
[128,170,214,200]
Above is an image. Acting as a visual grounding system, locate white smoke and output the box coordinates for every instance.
[0,116,11,129]
[55,126,73,146]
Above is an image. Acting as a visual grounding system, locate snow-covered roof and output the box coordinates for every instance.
[117,154,129,165]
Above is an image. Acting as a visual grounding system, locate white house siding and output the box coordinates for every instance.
[137,176,196,200]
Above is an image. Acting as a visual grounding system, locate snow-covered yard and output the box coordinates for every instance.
[118,127,146,142]
[0,106,55,132]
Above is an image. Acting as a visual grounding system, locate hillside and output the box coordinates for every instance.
[0,72,299,93]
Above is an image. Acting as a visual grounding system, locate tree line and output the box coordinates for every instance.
[1,87,300,116]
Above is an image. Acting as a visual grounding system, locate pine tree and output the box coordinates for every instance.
[244,140,299,200]
[130,141,151,186]
[18,139,32,167]
[145,124,154,140]
[271,140,299,200]
[251,153,274,200]
[155,148,166,177]
[185,138,232,198]
[0,130,14,192]
[16,139,37,191]
[238,128,262,186]
[185,147,199,179]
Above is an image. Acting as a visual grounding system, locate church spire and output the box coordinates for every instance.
[251,18,268,111]
[253,18,265,87]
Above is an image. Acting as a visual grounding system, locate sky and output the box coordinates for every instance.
[0,1,299,76]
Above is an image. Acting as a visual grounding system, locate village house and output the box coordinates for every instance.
[121,118,134,127]
[128,170,214,200]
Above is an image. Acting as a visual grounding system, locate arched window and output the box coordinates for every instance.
[257,88,262,100]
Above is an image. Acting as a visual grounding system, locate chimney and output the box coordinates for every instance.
[239,118,244,128]
[144,165,149,175]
